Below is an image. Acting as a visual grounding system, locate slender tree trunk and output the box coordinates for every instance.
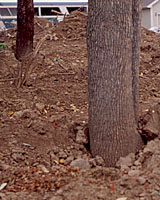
[132,0,141,122]
[87,0,143,167]
[15,0,34,60]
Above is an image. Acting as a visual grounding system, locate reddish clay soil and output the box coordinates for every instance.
[0,11,160,200]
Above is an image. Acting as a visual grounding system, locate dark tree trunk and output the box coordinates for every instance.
[15,0,34,60]
[87,0,143,167]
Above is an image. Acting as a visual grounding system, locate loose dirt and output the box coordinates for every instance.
[0,11,160,200]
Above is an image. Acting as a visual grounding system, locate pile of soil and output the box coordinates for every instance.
[0,11,160,199]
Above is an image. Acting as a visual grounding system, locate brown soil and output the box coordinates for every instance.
[0,11,160,200]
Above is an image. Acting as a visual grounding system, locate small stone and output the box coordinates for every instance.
[53,36,58,41]
[64,156,74,166]
[89,158,97,167]
[142,103,160,140]
[0,193,6,199]
[13,111,23,118]
[82,154,89,159]
[58,151,67,159]
[95,155,105,166]
[56,189,63,195]
[52,147,59,154]
[70,158,90,170]
[49,196,63,200]
[76,130,88,144]
[116,153,135,170]
[137,177,146,185]
[50,151,59,161]
[134,159,141,166]
[139,193,146,197]
[0,163,10,170]
[38,165,49,173]
[35,103,45,110]
[128,169,140,177]
[11,152,25,162]
[46,35,51,40]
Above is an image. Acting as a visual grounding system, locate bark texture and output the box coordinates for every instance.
[87,0,143,167]
[15,0,34,60]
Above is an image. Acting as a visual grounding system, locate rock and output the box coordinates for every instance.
[13,110,23,118]
[58,151,67,159]
[70,158,90,170]
[137,177,146,185]
[22,109,35,119]
[134,159,141,166]
[35,102,45,110]
[0,192,6,199]
[141,103,160,140]
[50,196,63,200]
[38,165,49,173]
[32,120,47,135]
[0,163,10,170]
[52,147,59,154]
[64,156,74,166]
[76,130,88,144]
[116,153,135,171]
[95,155,105,166]
[128,169,140,177]
[143,140,158,153]
[53,36,58,41]
[11,152,25,162]
[13,109,35,119]
[89,158,97,167]
[49,151,59,163]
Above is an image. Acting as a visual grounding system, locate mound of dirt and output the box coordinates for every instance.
[0,11,160,199]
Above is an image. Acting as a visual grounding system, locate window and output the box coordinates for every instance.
[41,7,61,16]
[67,7,79,13]
[67,7,87,13]
[10,8,17,16]
[34,8,39,16]
[0,8,10,16]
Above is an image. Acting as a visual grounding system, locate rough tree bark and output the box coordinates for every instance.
[87,0,143,167]
[15,0,34,60]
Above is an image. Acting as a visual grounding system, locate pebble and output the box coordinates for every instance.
[95,155,105,166]
[49,196,63,200]
[116,153,135,170]
[58,151,67,159]
[64,156,74,166]
[13,110,23,118]
[38,165,49,173]
[35,102,45,110]
[137,177,146,185]
[76,130,88,144]
[128,169,140,177]
[0,162,10,170]
[70,158,90,170]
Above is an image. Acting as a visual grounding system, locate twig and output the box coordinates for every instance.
[21,35,48,86]
[40,52,67,70]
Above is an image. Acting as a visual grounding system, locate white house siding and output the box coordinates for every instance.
[142,8,151,28]
[152,1,160,27]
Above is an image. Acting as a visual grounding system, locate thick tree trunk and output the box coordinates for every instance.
[15,0,34,60]
[87,0,143,167]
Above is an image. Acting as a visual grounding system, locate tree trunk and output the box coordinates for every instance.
[15,0,34,60]
[87,0,143,167]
